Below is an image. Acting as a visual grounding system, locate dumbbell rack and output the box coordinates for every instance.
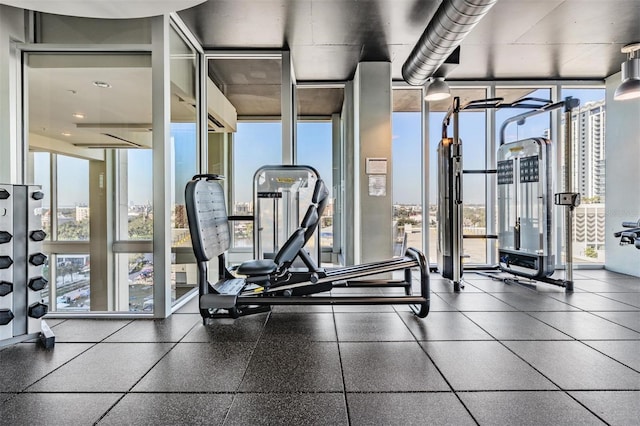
[0,184,54,349]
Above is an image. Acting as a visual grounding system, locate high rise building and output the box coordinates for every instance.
[571,100,606,201]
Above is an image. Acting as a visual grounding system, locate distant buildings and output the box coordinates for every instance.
[571,100,606,202]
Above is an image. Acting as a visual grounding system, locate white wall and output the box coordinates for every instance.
[0,5,25,183]
[604,72,640,276]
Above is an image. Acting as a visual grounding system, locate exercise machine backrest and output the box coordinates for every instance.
[185,176,230,263]
[301,179,329,244]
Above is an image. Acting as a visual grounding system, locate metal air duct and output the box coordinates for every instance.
[402,0,498,86]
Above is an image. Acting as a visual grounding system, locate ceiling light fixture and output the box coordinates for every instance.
[614,42,640,101]
[93,81,112,89]
[72,113,85,119]
[61,132,71,137]
[424,77,451,101]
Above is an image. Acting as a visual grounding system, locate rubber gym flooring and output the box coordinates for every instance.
[0,269,639,425]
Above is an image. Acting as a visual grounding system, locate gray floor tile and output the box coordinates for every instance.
[430,278,466,293]
[421,341,557,391]
[0,393,122,426]
[423,293,458,311]
[334,312,414,341]
[340,342,449,391]
[239,341,343,392]
[261,312,336,341]
[584,340,640,371]
[504,341,640,390]
[28,342,173,392]
[347,392,475,425]
[270,304,333,313]
[50,319,131,342]
[104,314,200,342]
[463,276,535,293]
[99,393,233,426]
[182,313,268,342]
[548,292,639,311]
[491,291,579,311]
[224,393,348,426]
[464,312,571,340]
[592,311,640,332]
[398,311,493,341]
[0,393,15,404]
[572,279,640,293]
[333,304,396,313]
[438,293,517,311]
[133,342,254,392]
[458,391,605,425]
[530,311,640,340]
[0,343,91,392]
[569,391,640,425]
[597,292,640,308]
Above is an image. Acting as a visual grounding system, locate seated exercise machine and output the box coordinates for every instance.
[185,174,430,322]
[614,219,640,249]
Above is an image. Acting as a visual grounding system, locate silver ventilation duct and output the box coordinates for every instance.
[402,0,498,86]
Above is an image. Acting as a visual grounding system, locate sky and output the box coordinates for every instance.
[35,87,606,209]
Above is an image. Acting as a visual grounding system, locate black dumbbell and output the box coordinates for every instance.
[28,302,48,319]
[0,256,13,269]
[29,253,47,266]
[0,231,12,244]
[0,281,12,297]
[0,309,14,325]
[0,189,9,200]
[32,191,44,200]
[28,277,48,292]
[30,230,46,242]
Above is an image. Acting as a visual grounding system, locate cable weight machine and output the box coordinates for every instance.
[438,96,580,292]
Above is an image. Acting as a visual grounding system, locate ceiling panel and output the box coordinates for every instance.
[180,0,639,82]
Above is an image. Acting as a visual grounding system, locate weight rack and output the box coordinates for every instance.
[0,184,54,349]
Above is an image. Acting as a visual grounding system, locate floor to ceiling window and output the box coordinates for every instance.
[206,54,283,264]
[561,87,606,265]
[392,88,423,256]
[295,85,343,264]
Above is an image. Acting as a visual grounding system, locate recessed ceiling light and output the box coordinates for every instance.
[72,113,85,119]
[61,132,72,137]
[93,81,112,89]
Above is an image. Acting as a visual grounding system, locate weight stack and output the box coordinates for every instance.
[0,184,52,347]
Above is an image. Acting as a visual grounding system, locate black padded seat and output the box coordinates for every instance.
[236,258,277,276]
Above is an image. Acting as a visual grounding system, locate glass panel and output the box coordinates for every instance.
[32,152,51,239]
[392,89,423,255]
[496,88,552,144]
[54,254,91,312]
[27,51,152,313]
[208,55,283,260]
[126,253,154,312]
[463,173,487,264]
[126,149,154,240]
[561,87,606,264]
[56,155,89,241]
[170,27,198,305]
[297,121,333,249]
[232,122,282,251]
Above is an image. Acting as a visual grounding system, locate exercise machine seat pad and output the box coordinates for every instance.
[236,259,278,276]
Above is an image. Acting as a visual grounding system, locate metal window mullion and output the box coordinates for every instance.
[486,84,496,266]
[422,85,430,258]
[151,14,172,319]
